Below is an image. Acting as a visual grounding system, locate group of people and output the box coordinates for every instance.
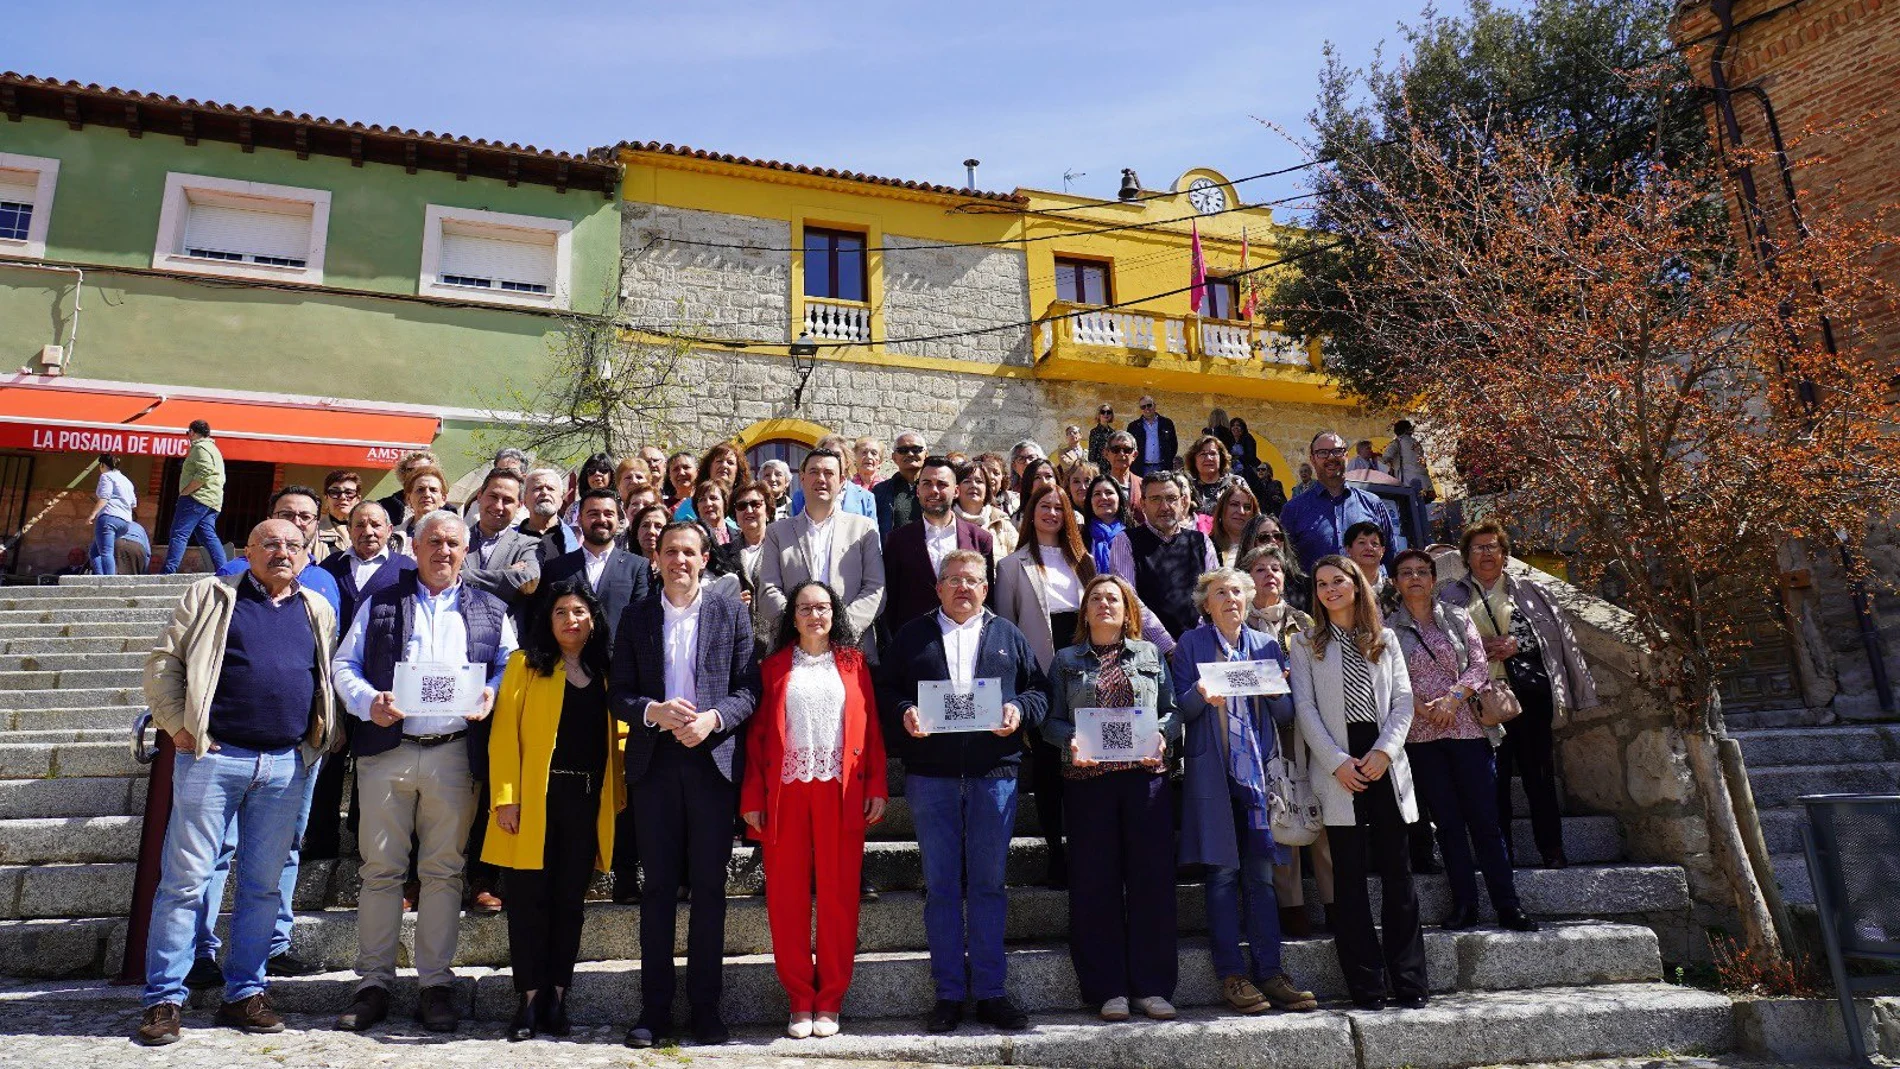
[132,398,1598,1050]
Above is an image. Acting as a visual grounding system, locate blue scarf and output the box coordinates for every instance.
[1086,516,1125,576]
[1220,633,1280,862]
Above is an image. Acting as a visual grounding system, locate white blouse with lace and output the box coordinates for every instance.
[783,647,846,783]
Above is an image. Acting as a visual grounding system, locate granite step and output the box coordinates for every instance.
[1724,706,1833,731]
[0,597,184,612]
[0,608,173,626]
[0,739,146,779]
[1732,724,1900,767]
[0,776,147,819]
[0,622,166,640]
[0,668,145,691]
[0,816,142,865]
[1744,762,1900,808]
[0,637,156,656]
[1769,853,1813,905]
[57,574,201,586]
[0,652,146,672]
[3,706,150,734]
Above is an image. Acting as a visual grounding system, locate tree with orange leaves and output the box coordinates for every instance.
[1291,112,1898,964]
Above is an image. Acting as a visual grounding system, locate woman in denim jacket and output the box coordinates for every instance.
[1042,575,1180,1023]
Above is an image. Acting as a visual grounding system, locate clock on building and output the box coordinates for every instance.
[1187,177,1227,215]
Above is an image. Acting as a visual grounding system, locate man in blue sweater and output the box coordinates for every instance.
[877,549,1048,1036]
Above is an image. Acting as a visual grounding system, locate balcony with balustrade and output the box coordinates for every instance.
[802,296,873,343]
[1032,301,1339,404]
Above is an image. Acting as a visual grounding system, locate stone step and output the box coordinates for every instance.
[0,652,146,672]
[0,816,142,865]
[57,573,201,586]
[1733,724,1900,767]
[0,622,163,640]
[1758,807,1805,854]
[0,597,184,612]
[0,739,145,779]
[0,637,153,655]
[0,608,173,626]
[0,776,146,819]
[1724,706,1833,731]
[226,924,1667,1031]
[0,668,144,691]
[1745,762,1900,808]
[1769,852,1813,905]
[0,686,143,710]
[2,706,149,734]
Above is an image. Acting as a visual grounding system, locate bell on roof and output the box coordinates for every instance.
[1118,168,1142,201]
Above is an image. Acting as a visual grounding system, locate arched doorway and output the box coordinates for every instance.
[735,418,830,475]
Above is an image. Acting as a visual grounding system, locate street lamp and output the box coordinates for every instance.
[789,331,819,406]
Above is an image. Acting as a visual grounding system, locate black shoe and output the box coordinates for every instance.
[336,985,389,1032]
[974,996,1029,1031]
[508,995,536,1042]
[690,1012,730,1046]
[1442,902,1480,930]
[860,875,880,903]
[416,985,459,1032]
[1395,993,1430,1009]
[624,1013,672,1048]
[265,951,322,977]
[612,883,642,905]
[1350,995,1387,1011]
[184,956,224,992]
[925,999,963,1033]
[1542,853,1568,870]
[1499,908,1542,932]
[540,989,571,1037]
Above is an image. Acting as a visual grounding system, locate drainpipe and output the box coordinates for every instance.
[7,262,83,372]
[1706,0,1893,713]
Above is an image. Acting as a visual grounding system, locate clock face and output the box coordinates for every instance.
[1188,177,1227,215]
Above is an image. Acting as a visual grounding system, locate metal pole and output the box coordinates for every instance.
[113,728,174,986]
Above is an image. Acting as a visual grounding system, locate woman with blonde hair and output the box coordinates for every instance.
[1289,555,1427,1010]
[1209,480,1262,567]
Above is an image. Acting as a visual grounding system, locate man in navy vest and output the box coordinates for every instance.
[330,510,516,1034]
[611,521,758,1049]
[1107,472,1216,640]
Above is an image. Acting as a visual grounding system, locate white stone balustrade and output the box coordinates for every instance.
[803,297,871,342]
[1200,321,1251,359]
[1037,300,1313,368]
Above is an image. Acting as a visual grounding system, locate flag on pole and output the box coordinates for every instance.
[1189,221,1207,315]
[1238,227,1257,321]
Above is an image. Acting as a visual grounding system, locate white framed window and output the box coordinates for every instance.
[152,173,330,284]
[0,152,61,261]
[419,204,571,310]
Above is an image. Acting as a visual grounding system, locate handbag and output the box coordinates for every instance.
[1475,680,1523,728]
[1266,722,1323,847]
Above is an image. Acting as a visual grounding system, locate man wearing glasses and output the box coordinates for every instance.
[315,470,360,563]
[1126,396,1179,478]
[1278,431,1395,576]
[874,431,929,537]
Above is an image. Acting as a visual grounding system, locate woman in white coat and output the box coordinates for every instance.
[1289,554,1428,1010]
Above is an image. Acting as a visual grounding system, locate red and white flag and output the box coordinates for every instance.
[1189,221,1207,315]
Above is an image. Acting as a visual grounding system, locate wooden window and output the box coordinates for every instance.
[1054,257,1111,305]
[1200,277,1240,320]
[803,227,867,302]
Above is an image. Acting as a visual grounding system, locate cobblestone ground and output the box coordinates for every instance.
[0,996,1859,1069]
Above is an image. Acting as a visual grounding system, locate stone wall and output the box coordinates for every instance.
[881,236,1031,366]
[620,204,791,343]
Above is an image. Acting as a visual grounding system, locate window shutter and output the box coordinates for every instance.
[439,225,555,290]
[0,170,37,208]
[183,198,311,261]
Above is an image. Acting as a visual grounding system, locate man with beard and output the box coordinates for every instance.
[882,455,993,641]
[517,467,580,561]
[1279,431,1394,576]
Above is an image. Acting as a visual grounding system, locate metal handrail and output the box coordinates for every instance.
[130,709,157,765]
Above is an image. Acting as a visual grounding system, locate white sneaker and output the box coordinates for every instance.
[1100,996,1131,1021]
[786,1012,814,1039]
[812,1013,840,1038]
[1133,996,1177,1020]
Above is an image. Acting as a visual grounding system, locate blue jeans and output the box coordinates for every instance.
[90,514,129,575]
[1408,737,1521,913]
[197,752,320,961]
[144,744,308,1008]
[1205,803,1284,981]
[907,773,1017,1001]
[162,496,226,574]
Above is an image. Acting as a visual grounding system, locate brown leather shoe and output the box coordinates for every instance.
[1259,973,1320,1012]
[136,1003,182,1046]
[216,993,285,1034]
[1222,975,1269,1014]
[470,890,503,914]
[417,984,459,1032]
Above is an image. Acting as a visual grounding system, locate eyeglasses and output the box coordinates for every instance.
[325,487,358,499]
[1312,447,1348,459]
[735,500,766,511]
[941,576,985,590]
[794,603,833,616]
[894,445,925,456]
[273,510,319,524]
[1098,409,1113,416]
[1140,402,1155,410]
[1109,446,1134,455]
[1469,543,1506,556]
[254,539,304,554]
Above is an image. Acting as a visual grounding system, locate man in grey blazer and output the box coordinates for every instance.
[757,448,886,655]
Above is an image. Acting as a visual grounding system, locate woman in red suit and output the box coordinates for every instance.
[742,580,888,1039]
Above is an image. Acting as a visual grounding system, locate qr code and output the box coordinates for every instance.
[943,692,978,723]
[1224,667,1263,689]
[1100,720,1135,753]
[419,675,457,703]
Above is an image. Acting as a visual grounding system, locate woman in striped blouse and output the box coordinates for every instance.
[1289,555,1428,1010]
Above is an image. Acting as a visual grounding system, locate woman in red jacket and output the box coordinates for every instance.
[742,580,888,1039]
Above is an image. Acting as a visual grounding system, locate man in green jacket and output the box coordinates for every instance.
[163,420,228,574]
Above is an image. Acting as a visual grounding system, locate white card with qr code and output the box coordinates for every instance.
[1075,707,1160,763]
[1196,660,1291,698]
[392,662,487,717]
[916,678,1005,733]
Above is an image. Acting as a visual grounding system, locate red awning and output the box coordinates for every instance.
[0,382,440,468]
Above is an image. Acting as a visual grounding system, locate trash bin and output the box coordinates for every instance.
[1801,793,1900,1067]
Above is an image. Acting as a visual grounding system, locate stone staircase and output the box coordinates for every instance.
[0,574,1744,1068]
[1725,706,1900,907]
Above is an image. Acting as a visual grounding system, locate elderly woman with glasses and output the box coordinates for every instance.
[1088,404,1119,468]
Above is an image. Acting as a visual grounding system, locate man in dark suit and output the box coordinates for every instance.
[306,499,416,861]
[882,456,994,643]
[541,487,653,904]
[610,521,758,1049]
[1127,395,1179,476]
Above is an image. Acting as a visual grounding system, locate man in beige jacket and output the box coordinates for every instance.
[135,519,339,1046]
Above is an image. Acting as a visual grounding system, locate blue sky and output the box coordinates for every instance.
[5,0,1495,217]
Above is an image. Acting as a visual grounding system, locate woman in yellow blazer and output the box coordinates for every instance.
[483,578,625,1041]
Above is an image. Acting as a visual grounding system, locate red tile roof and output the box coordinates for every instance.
[595,140,1026,204]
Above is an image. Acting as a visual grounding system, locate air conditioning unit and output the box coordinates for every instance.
[38,345,65,374]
